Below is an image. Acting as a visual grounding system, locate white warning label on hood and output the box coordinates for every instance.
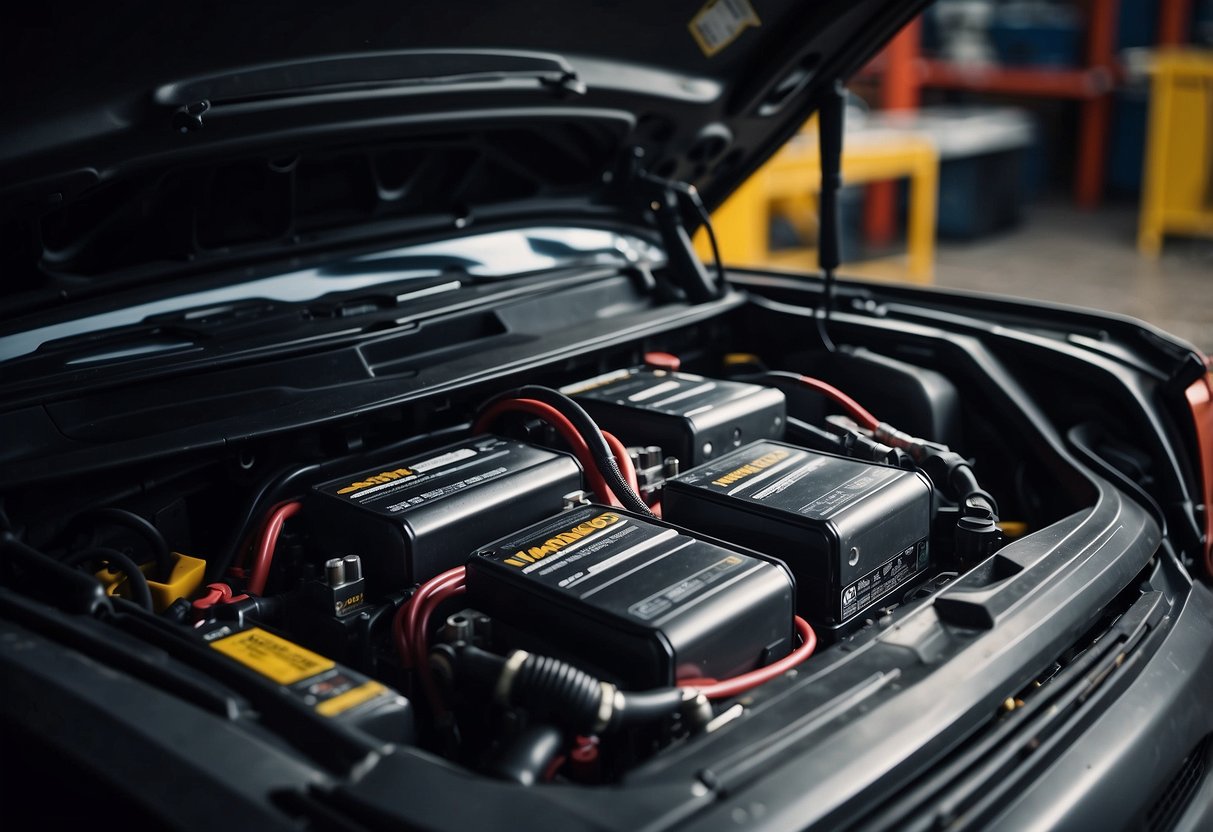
[689,0,761,57]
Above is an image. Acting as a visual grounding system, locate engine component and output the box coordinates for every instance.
[308,554,368,619]
[287,553,401,672]
[201,622,414,744]
[663,440,932,636]
[306,436,582,593]
[464,504,795,689]
[623,445,680,503]
[564,368,786,466]
[437,642,702,735]
[780,348,963,447]
[94,550,207,612]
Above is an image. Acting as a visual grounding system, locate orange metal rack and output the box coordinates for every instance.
[861,1,1193,245]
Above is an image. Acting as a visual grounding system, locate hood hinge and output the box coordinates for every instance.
[627,155,725,303]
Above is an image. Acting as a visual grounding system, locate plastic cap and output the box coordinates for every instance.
[643,352,681,371]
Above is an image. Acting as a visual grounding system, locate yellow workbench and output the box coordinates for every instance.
[1138,49,1213,257]
[695,127,939,284]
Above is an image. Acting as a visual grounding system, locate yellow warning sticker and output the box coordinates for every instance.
[315,681,390,717]
[689,0,761,58]
[210,627,335,686]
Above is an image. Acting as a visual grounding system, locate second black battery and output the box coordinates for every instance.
[564,367,786,466]
[663,440,932,636]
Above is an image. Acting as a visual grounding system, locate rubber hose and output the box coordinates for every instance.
[454,645,687,732]
[61,546,154,612]
[615,688,686,724]
[512,652,605,733]
[485,723,565,786]
[61,508,173,582]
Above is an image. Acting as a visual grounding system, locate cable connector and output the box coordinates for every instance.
[192,581,248,613]
[917,450,999,516]
[872,422,950,463]
[191,581,281,627]
[955,497,1005,569]
[838,431,915,469]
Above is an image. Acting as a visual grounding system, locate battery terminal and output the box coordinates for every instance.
[310,554,367,618]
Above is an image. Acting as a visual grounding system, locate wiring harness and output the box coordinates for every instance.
[761,369,1005,567]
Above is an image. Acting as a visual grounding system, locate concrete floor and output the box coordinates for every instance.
[931,200,1213,354]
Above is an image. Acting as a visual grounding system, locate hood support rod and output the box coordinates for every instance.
[816,80,846,352]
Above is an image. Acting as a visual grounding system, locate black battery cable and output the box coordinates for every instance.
[60,546,154,612]
[55,507,174,582]
[479,386,654,517]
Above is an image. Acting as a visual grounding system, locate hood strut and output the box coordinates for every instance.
[634,78,847,313]
[816,80,846,353]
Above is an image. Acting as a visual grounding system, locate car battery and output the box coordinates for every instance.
[465,504,795,690]
[564,368,785,467]
[663,440,932,636]
[306,436,582,593]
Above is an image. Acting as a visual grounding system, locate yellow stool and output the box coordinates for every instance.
[1138,49,1213,257]
[696,127,938,284]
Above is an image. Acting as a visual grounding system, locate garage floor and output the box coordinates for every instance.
[931,200,1213,354]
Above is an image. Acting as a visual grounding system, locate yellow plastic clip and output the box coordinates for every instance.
[95,552,207,612]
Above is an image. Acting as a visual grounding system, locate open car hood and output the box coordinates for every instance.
[0,0,927,318]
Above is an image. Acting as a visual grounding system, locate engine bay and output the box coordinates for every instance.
[1,336,1035,787]
[5,254,1207,832]
[3,0,1211,821]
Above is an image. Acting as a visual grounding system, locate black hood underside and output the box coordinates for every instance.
[1,1,928,315]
